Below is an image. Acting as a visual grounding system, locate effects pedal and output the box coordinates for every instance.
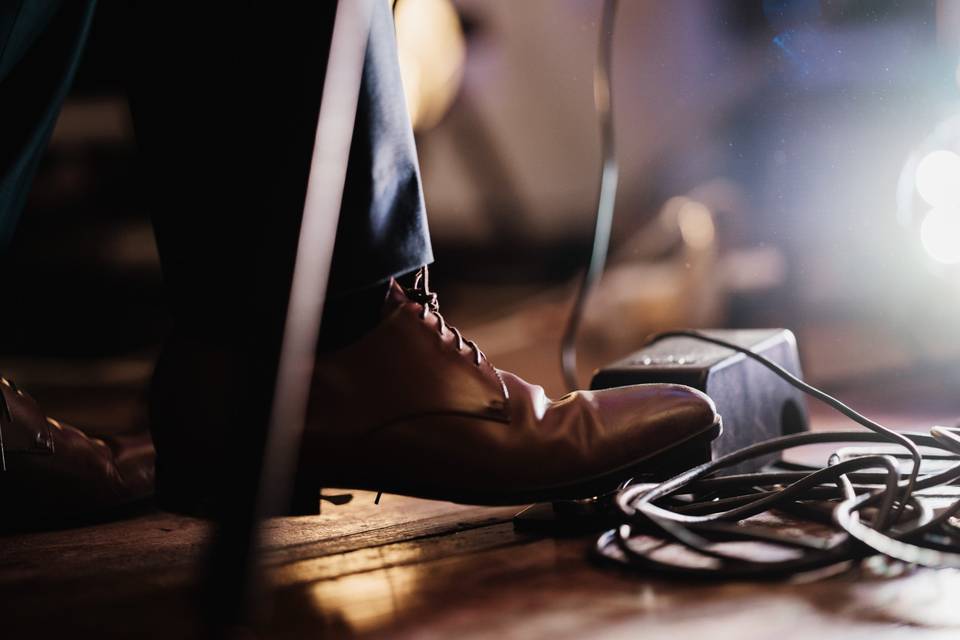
[514,328,809,534]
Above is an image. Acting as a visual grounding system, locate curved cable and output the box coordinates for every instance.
[595,331,960,579]
[652,330,922,516]
[561,0,619,391]
[559,4,960,578]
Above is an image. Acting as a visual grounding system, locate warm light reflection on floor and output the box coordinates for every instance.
[305,565,426,634]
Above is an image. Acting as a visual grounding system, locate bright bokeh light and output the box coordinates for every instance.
[920,207,960,264]
[915,150,960,208]
[677,200,716,250]
[395,0,465,131]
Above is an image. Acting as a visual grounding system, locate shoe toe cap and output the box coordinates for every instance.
[498,372,719,469]
[589,382,719,458]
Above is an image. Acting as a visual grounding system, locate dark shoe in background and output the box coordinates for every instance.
[0,375,154,528]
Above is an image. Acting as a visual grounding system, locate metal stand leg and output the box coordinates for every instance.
[203,2,374,635]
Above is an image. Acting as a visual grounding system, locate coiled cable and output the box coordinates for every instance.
[596,331,960,579]
[562,5,960,578]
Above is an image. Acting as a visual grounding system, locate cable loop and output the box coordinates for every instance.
[597,331,960,579]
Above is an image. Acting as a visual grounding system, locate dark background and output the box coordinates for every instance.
[5,0,960,409]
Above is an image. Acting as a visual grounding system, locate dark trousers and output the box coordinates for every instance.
[1,0,432,304]
[0,1,433,506]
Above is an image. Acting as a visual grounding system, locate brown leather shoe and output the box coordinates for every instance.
[298,272,720,505]
[0,376,154,526]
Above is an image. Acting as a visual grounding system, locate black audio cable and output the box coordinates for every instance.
[561,0,619,391]
[564,6,960,578]
[595,331,960,579]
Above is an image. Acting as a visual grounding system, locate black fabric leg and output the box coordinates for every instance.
[125,2,433,511]
[316,280,392,353]
[0,1,432,511]
[128,2,432,343]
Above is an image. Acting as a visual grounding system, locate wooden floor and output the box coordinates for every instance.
[5,333,960,638]
[4,481,960,638]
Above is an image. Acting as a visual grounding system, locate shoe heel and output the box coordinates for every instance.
[288,480,320,516]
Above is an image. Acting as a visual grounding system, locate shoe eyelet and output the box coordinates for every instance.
[35,431,53,451]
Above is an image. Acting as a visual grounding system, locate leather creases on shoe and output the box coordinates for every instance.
[0,373,155,524]
[303,269,719,506]
[309,271,512,442]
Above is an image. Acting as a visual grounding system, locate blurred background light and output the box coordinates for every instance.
[915,149,960,208]
[921,206,960,264]
[394,0,466,132]
[898,115,960,272]
[676,200,716,251]
[12,0,960,402]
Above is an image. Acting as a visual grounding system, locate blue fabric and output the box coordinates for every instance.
[0,0,96,249]
[331,0,434,292]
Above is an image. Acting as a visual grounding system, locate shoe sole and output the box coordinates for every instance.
[157,417,723,515]
[327,415,724,506]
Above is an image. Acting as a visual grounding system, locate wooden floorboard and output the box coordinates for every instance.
[4,348,960,638]
[4,487,960,639]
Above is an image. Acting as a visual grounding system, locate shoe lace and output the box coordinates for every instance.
[404,267,487,367]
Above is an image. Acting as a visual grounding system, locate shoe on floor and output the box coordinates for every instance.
[151,268,719,513]
[0,375,154,526]
[298,269,720,505]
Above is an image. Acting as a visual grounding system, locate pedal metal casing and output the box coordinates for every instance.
[590,328,809,476]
